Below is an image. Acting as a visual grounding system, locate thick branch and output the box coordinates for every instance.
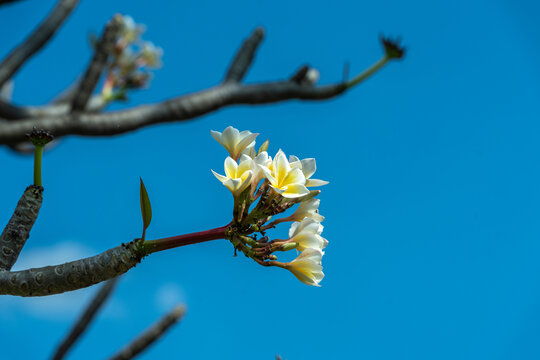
[0,81,346,145]
[109,305,186,360]
[0,0,79,87]
[52,278,119,360]
[0,240,144,297]
[0,185,43,270]
[0,97,107,121]
[71,16,121,112]
[224,27,264,83]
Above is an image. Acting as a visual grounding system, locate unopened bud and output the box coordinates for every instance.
[280,242,298,252]
[257,140,269,155]
[26,128,54,147]
[380,35,406,60]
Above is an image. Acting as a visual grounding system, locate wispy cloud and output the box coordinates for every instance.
[154,282,186,312]
[11,241,95,271]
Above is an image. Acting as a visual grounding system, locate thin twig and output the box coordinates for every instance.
[0,0,79,87]
[52,278,120,360]
[71,15,121,112]
[0,185,43,270]
[109,305,186,360]
[223,27,265,83]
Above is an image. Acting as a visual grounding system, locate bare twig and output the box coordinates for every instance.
[109,305,186,360]
[71,16,121,112]
[0,0,79,87]
[52,278,120,360]
[223,27,264,83]
[0,185,43,270]
[0,240,144,297]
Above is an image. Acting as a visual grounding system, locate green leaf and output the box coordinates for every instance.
[139,177,152,239]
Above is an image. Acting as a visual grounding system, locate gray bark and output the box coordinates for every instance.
[0,185,43,270]
[0,240,145,296]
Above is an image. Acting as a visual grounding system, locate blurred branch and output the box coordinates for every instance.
[52,278,120,360]
[223,27,264,83]
[0,0,25,7]
[0,0,79,87]
[0,185,43,270]
[0,28,403,146]
[109,305,186,360]
[70,15,121,112]
[0,97,107,120]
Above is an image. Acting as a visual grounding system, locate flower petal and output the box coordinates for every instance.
[211,170,228,184]
[300,158,317,179]
[281,184,310,198]
[283,167,306,186]
[306,178,329,187]
[224,157,238,179]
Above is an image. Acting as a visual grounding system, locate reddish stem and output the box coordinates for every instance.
[143,225,229,254]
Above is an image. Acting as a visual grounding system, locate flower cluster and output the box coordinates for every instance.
[211,126,329,286]
[100,15,163,102]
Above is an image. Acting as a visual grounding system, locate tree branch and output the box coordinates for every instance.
[0,81,348,145]
[0,185,43,270]
[223,27,264,83]
[0,0,79,88]
[109,305,186,360]
[52,278,119,360]
[70,16,121,112]
[0,28,402,146]
[0,240,144,296]
[0,96,108,121]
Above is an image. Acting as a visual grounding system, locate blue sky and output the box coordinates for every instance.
[1,0,540,359]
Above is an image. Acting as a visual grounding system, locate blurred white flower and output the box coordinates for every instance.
[140,41,163,68]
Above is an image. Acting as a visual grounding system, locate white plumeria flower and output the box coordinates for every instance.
[260,150,309,198]
[211,156,252,197]
[211,126,259,160]
[289,155,329,187]
[288,218,328,252]
[281,249,325,286]
[239,152,271,190]
[289,198,325,223]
